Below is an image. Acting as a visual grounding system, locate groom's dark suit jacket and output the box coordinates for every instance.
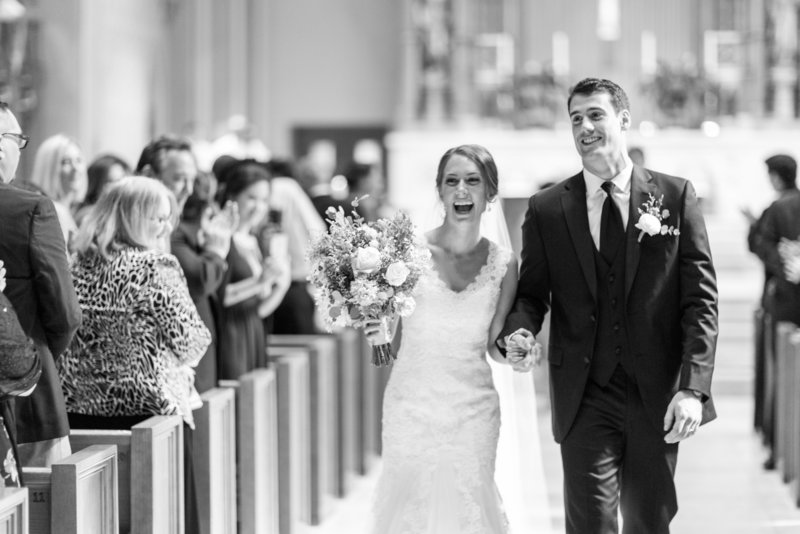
[502,166,718,443]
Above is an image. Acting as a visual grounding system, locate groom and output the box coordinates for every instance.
[499,78,718,533]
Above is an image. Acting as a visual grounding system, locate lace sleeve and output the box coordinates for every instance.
[485,241,514,296]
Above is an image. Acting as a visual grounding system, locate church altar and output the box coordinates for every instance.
[385,126,796,277]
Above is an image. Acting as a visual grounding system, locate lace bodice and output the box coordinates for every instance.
[372,239,512,534]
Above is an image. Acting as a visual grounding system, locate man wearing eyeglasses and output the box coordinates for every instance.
[0,101,81,467]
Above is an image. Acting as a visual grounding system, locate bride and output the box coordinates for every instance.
[366,144,540,533]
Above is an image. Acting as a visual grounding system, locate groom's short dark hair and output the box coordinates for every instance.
[568,78,630,114]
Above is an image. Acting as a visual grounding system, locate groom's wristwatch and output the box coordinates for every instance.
[687,389,703,400]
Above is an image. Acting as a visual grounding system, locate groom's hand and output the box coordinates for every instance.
[505,329,542,372]
[663,389,703,443]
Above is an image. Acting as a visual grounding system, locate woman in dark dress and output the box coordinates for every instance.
[215,159,289,379]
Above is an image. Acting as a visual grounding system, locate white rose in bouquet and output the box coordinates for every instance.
[352,246,382,274]
[384,261,410,287]
[394,293,416,317]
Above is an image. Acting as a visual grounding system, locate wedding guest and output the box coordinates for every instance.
[0,102,82,468]
[264,158,326,335]
[744,153,800,468]
[75,153,131,227]
[27,134,89,252]
[172,178,238,393]
[57,176,210,533]
[139,136,235,392]
[343,161,393,223]
[501,77,718,533]
[135,135,197,210]
[298,139,348,222]
[628,146,646,167]
[0,262,42,487]
[215,158,290,378]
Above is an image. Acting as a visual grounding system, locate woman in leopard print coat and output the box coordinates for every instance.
[56,176,210,532]
[57,176,211,428]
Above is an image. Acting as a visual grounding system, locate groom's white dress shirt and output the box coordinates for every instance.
[583,160,633,250]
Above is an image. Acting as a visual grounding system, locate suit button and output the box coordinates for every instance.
[615,346,622,355]
[608,274,615,283]
[583,356,591,366]
[611,298,618,307]
[590,314,596,323]
[613,323,620,332]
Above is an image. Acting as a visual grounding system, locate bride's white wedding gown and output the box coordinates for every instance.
[371,240,518,534]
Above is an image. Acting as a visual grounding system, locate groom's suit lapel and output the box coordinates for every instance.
[624,166,658,298]
[561,173,597,301]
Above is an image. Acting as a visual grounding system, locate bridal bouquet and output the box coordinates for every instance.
[307,200,428,366]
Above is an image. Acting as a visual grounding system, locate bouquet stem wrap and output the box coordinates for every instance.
[368,317,396,367]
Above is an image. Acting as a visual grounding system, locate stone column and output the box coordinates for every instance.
[410,0,453,125]
[770,0,798,120]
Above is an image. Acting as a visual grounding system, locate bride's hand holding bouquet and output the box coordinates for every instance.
[307,199,429,366]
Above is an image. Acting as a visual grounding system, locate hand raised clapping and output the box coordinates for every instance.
[0,259,6,293]
[201,201,240,259]
[504,328,542,372]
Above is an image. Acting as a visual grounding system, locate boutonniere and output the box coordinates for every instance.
[634,193,680,243]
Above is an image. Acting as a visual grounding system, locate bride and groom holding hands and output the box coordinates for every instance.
[368,77,718,534]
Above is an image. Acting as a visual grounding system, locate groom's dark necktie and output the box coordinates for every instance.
[600,181,624,264]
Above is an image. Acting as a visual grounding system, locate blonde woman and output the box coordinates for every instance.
[57,176,209,533]
[28,134,88,251]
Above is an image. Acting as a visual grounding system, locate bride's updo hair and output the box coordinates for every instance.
[435,144,499,202]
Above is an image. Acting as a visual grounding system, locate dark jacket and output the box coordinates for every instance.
[751,189,800,324]
[0,183,81,443]
[170,221,228,393]
[500,167,718,442]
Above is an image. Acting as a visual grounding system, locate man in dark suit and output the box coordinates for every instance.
[0,101,82,466]
[744,154,799,469]
[499,78,718,533]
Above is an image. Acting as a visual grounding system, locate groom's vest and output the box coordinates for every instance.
[590,240,634,386]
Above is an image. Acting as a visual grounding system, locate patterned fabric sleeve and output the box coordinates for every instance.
[148,253,211,368]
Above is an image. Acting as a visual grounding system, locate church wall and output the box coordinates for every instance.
[258,0,404,157]
[32,0,165,168]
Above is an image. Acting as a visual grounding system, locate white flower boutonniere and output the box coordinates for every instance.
[634,193,680,243]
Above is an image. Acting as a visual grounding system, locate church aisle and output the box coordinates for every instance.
[307,390,800,533]
[671,395,800,533]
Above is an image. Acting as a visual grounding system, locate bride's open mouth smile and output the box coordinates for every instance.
[453,200,474,214]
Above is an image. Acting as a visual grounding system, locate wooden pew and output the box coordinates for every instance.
[336,328,364,489]
[24,444,118,534]
[193,388,237,534]
[786,329,800,507]
[267,346,312,533]
[270,334,339,521]
[775,321,798,484]
[0,487,28,534]
[753,308,766,434]
[218,369,279,534]
[69,415,184,534]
